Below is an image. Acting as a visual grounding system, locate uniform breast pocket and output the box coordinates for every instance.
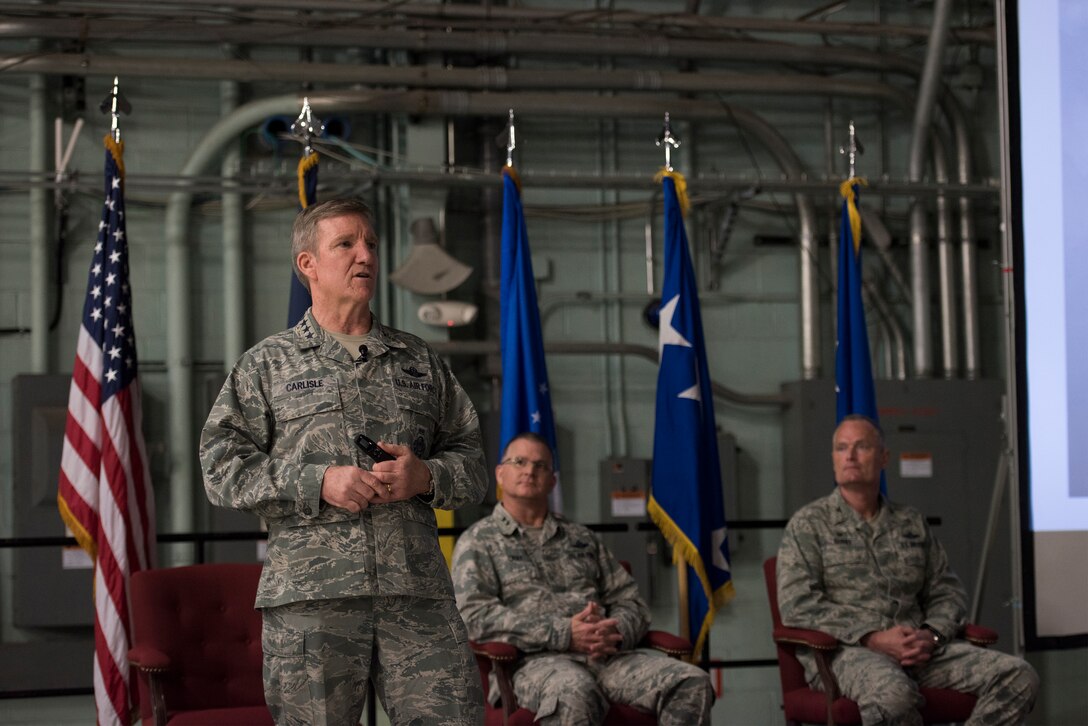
[270,379,343,448]
[392,385,442,459]
[553,547,598,591]
[897,539,928,568]
[823,543,867,588]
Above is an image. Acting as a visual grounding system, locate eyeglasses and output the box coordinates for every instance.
[499,456,552,473]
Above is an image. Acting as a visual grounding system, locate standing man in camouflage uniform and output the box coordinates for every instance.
[201,198,486,726]
[452,432,714,725]
[777,414,1039,725]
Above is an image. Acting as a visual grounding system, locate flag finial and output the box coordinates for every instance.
[838,119,865,179]
[292,97,325,155]
[656,112,681,171]
[99,76,131,143]
[504,108,516,168]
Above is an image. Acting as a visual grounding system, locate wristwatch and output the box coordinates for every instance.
[921,624,946,646]
[419,472,435,502]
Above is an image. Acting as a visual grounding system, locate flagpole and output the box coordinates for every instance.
[676,553,691,644]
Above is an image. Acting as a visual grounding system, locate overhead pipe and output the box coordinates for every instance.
[29,69,49,372]
[932,133,959,379]
[906,0,953,379]
[429,340,789,408]
[220,55,246,371]
[940,94,982,378]
[4,4,993,43]
[3,52,913,102]
[1,20,955,73]
[0,166,999,198]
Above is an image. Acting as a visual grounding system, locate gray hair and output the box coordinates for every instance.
[502,432,554,463]
[291,198,376,289]
[834,413,886,449]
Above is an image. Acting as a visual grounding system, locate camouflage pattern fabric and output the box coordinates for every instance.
[778,490,1038,725]
[201,310,488,606]
[200,309,488,724]
[262,595,482,726]
[452,503,713,725]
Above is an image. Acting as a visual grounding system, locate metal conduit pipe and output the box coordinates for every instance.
[906,0,953,379]
[864,280,909,381]
[29,69,49,372]
[428,340,789,408]
[1,21,936,75]
[2,52,911,102]
[221,68,246,371]
[0,167,1000,198]
[15,2,992,43]
[940,93,982,378]
[932,133,959,379]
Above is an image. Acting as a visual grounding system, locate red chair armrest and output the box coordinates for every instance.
[963,623,998,647]
[469,640,522,720]
[642,630,693,659]
[127,644,172,672]
[773,625,839,651]
[469,640,520,663]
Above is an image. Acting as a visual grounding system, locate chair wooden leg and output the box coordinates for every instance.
[814,652,839,726]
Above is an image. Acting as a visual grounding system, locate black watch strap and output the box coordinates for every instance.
[921,624,946,645]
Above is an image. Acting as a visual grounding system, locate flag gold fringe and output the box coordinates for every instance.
[502,164,521,192]
[57,494,98,562]
[297,151,319,209]
[647,496,736,657]
[654,168,690,215]
[839,176,868,253]
[104,135,125,182]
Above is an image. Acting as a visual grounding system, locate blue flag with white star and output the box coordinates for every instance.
[499,167,561,511]
[648,170,734,656]
[287,151,318,327]
[835,178,885,493]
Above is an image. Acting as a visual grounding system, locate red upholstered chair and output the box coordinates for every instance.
[763,556,997,726]
[469,561,696,726]
[128,563,272,726]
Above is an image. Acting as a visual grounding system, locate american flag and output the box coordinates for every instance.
[57,135,157,726]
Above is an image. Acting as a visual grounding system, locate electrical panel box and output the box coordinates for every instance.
[599,432,741,605]
[782,379,1014,646]
[599,457,656,600]
[12,374,94,627]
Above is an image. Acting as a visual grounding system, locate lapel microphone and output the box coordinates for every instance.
[357,344,368,363]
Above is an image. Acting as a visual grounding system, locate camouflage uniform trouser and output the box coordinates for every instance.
[261,595,483,726]
[511,649,713,726]
[809,641,1038,726]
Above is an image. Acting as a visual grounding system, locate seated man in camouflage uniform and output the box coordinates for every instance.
[452,431,714,725]
[777,414,1039,725]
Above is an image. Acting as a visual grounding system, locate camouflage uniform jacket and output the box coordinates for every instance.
[452,503,651,654]
[201,310,487,608]
[777,489,967,646]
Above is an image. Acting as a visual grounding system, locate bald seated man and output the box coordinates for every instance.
[777,414,1038,725]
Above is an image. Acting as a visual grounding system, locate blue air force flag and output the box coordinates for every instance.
[499,167,561,512]
[648,170,734,656]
